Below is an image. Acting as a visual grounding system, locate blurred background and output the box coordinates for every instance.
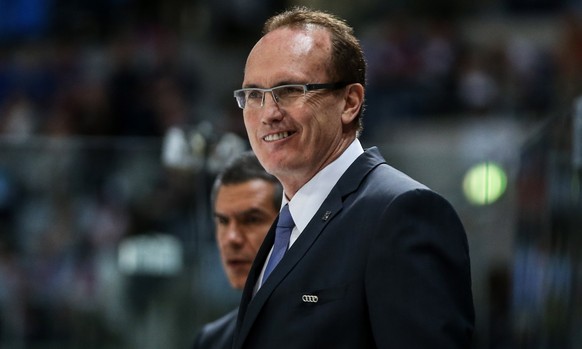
[0,0,581,348]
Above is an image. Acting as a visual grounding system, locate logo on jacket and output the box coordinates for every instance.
[302,294,319,303]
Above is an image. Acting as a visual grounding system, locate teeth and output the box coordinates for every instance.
[264,132,290,142]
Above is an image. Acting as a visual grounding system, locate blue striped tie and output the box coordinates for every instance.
[262,204,294,285]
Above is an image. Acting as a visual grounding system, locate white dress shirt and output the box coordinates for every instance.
[256,139,364,290]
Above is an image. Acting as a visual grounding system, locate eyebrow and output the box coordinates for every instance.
[214,207,270,219]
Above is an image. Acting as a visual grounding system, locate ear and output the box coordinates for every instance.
[341,83,364,125]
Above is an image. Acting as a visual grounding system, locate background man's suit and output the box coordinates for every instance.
[233,147,474,348]
[192,309,237,349]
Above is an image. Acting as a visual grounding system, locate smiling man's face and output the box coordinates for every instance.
[241,26,350,196]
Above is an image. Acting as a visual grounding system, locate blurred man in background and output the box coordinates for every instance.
[192,151,281,349]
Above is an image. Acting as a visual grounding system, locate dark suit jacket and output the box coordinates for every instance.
[233,147,474,349]
[192,309,237,349]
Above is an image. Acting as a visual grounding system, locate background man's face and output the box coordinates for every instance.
[214,179,279,289]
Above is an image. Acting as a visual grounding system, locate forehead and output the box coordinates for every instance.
[215,180,277,210]
[244,27,332,85]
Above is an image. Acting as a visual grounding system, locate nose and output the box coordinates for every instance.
[260,91,283,123]
[224,224,244,245]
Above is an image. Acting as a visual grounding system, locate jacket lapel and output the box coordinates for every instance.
[233,147,386,348]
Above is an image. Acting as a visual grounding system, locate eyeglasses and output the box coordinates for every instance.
[233,82,349,110]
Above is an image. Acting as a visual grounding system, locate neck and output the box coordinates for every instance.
[280,135,355,199]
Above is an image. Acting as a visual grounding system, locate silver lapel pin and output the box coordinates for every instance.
[321,211,332,221]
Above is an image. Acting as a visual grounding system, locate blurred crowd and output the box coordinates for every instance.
[0,1,581,140]
[0,27,200,138]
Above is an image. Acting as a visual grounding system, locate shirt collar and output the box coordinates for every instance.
[283,139,364,232]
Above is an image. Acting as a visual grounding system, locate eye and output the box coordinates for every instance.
[275,85,304,99]
[246,89,263,100]
[243,215,260,225]
[215,215,228,226]
[241,212,269,226]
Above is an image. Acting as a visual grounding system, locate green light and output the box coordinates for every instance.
[463,162,507,205]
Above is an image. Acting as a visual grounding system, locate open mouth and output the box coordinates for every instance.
[263,131,294,142]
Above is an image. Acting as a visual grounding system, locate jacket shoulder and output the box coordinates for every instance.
[193,309,238,349]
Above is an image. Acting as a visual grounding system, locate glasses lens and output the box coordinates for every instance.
[234,89,264,109]
[234,85,310,109]
[246,89,264,109]
[272,85,305,106]
[234,91,245,109]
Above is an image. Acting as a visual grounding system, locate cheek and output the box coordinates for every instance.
[243,115,251,129]
[243,113,259,130]
[244,118,262,149]
[218,242,229,264]
[216,232,227,248]
[248,229,268,251]
[303,98,342,132]
[303,111,339,146]
[217,234,235,261]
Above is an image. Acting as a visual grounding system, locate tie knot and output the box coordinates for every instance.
[277,204,294,229]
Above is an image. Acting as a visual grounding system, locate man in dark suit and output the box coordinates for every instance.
[231,6,474,348]
[192,152,281,349]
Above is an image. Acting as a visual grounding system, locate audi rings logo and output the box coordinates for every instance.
[302,294,319,303]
